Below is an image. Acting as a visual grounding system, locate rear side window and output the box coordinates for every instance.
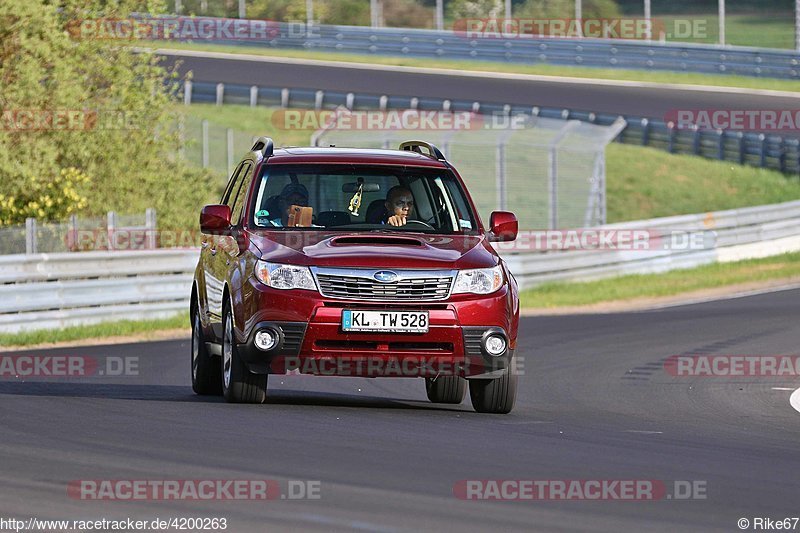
[230,163,253,226]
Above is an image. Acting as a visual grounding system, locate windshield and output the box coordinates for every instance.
[250,164,479,234]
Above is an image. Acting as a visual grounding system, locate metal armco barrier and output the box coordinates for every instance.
[182,81,800,174]
[0,250,196,334]
[2,200,800,332]
[158,17,800,79]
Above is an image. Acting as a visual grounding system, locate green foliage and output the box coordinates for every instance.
[0,0,217,230]
[0,167,90,225]
[384,0,434,28]
[515,0,621,19]
[246,0,370,26]
[447,0,505,20]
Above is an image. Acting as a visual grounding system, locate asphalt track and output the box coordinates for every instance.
[2,288,799,532]
[161,50,800,118]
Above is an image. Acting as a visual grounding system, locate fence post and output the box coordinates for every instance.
[25,217,37,255]
[759,134,767,168]
[496,143,507,211]
[202,119,209,168]
[548,146,558,229]
[227,128,235,173]
[69,214,78,252]
[281,88,290,108]
[640,118,649,146]
[315,90,324,111]
[250,86,259,107]
[146,208,157,250]
[216,82,225,106]
[107,211,116,251]
[183,80,192,106]
[717,129,725,160]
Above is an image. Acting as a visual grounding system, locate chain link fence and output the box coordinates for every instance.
[0,210,157,255]
[311,113,626,229]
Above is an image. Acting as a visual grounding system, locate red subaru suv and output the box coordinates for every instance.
[191,138,520,413]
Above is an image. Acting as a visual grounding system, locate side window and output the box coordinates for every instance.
[221,162,246,205]
[230,163,253,226]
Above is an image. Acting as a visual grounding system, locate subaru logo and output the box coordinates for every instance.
[373,270,398,283]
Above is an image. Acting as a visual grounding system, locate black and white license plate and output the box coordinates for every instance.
[341,310,429,333]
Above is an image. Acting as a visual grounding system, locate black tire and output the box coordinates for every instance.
[191,308,222,395]
[221,306,267,404]
[469,366,517,414]
[425,376,467,404]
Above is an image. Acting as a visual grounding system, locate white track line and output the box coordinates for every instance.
[149,47,800,99]
[790,388,800,415]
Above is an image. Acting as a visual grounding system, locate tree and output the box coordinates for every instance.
[0,0,216,229]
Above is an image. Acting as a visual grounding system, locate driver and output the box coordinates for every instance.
[384,186,414,227]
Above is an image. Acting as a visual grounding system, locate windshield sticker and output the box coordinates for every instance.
[459,219,472,229]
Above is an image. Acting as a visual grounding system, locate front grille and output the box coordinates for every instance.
[316,272,453,301]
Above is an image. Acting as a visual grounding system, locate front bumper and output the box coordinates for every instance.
[237,279,517,378]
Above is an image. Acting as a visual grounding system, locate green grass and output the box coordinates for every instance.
[656,12,796,49]
[0,313,188,347]
[520,251,800,308]
[153,41,800,93]
[605,144,800,222]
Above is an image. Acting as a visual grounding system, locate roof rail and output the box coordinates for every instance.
[251,137,274,158]
[399,141,446,162]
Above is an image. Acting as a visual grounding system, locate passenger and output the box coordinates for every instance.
[266,183,309,227]
[384,186,414,227]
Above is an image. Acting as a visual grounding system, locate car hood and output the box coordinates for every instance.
[249,231,498,270]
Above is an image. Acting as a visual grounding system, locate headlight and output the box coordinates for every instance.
[452,265,504,295]
[255,261,317,291]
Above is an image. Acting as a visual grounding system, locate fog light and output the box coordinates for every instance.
[254,329,278,351]
[484,334,507,356]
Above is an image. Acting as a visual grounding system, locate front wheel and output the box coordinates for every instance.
[469,366,517,414]
[425,376,466,404]
[221,307,267,404]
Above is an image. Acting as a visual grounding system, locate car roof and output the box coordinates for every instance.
[265,147,449,168]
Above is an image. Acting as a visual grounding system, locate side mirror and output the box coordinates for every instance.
[200,204,232,235]
[488,211,518,242]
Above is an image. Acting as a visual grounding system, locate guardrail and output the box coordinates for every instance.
[170,18,800,79]
[503,199,800,289]
[183,81,800,174]
[2,200,799,332]
[0,250,196,334]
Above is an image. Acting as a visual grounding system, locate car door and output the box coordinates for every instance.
[205,161,248,329]
[217,161,255,319]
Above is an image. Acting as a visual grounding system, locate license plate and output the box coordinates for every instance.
[341,310,429,333]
